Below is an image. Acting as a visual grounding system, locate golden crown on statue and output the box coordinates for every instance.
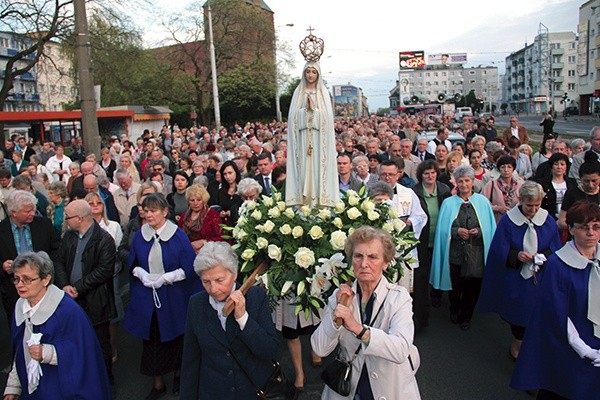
[299,26,324,62]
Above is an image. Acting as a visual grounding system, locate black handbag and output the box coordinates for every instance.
[229,347,292,399]
[320,344,360,396]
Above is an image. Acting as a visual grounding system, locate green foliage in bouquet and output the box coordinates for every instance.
[223,187,418,318]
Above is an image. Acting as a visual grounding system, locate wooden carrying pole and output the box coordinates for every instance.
[335,292,352,326]
[222,260,268,317]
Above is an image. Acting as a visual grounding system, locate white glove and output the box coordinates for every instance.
[133,267,154,286]
[150,276,166,289]
[162,269,185,285]
[26,333,43,394]
[585,349,600,366]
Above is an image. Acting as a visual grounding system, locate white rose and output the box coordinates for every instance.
[280,224,292,235]
[284,208,296,219]
[267,244,282,261]
[309,226,324,240]
[346,189,358,198]
[251,209,262,220]
[246,201,257,211]
[332,217,343,229]
[263,196,274,207]
[388,207,399,219]
[268,207,281,218]
[348,227,355,236]
[292,226,304,238]
[241,249,256,261]
[334,201,346,214]
[348,194,360,206]
[346,207,362,220]
[256,273,269,290]
[255,224,264,232]
[263,220,275,233]
[273,192,282,202]
[361,199,376,212]
[237,230,248,240]
[237,215,248,226]
[256,237,268,249]
[367,210,380,221]
[300,205,311,216]
[318,208,331,220]
[330,230,347,250]
[277,201,287,211]
[294,247,316,269]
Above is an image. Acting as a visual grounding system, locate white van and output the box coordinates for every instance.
[454,107,473,122]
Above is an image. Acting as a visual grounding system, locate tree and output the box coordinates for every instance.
[0,0,74,111]
[158,0,277,125]
[218,61,275,122]
[278,77,300,119]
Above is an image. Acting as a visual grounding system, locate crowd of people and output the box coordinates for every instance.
[0,109,598,400]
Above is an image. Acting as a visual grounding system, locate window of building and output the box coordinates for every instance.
[568,55,576,63]
[470,79,476,84]
[60,86,66,94]
[426,73,430,77]
[434,81,438,86]
[70,87,77,96]
[570,42,576,49]
[38,83,45,92]
[568,70,575,77]
[554,83,561,91]
[568,83,575,90]
[469,70,475,75]
[434,72,438,77]
[442,72,446,77]
[50,85,56,94]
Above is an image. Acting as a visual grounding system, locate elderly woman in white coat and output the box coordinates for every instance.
[311,226,421,400]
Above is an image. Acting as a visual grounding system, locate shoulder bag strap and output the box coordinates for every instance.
[227,345,262,393]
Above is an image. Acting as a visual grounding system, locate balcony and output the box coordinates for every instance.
[553,76,564,83]
[552,62,564,69]
[596,57,600,69]
[551,48,564,56]
[596,36,600,47]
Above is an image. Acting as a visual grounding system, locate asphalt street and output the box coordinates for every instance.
[106,293,531,400]
[494,114,598,139]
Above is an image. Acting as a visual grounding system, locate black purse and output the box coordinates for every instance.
[321,344,361,396]
[229,347,292,399]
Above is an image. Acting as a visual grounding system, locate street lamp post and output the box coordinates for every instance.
[207,0,220,129]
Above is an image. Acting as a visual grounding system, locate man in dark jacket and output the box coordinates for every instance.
[0,190,60,321]
[54,200,116,383]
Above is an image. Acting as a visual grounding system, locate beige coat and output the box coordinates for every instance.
[311,279,421,400]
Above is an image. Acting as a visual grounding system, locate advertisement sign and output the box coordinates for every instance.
[428,53,468,65]
[333,85,360,117]
[399,51,425,70]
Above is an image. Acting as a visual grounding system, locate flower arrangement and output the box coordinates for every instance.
[224,188,418,317]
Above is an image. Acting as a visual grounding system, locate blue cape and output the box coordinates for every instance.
[479,210,561,326]
[11,288,111,399]
[430,193,496,290]
[511,245,600,399]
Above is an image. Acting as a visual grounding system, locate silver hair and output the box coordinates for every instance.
[193,175,209,188]
[237,177,262,196]
[453,165,475,181]
[485,141,503,153]
[6,190,37,214]
[114,168,131,181]
[368,181,394,199]
[570,138,585,149]
[471,135,486,145]
[48,181,68,198]
[352,155,369,167]
[589,126,600,139]
[12,251,54,282]
[193,242,238,276]
[518,181,544,201]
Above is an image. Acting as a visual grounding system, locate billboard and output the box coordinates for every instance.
[333,85,360,117]
[399,50,425,70]
[428,53,468,65]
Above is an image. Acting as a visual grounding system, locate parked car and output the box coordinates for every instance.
[455,107,473,122]
[564,106,579,116]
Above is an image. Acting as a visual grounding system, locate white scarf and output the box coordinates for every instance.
[506,206,548,279]
[140,220,178,277]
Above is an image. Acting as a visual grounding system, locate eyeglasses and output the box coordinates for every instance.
[572,223,600,232]
[64,214,80,221]
[12,276,40,285]
[88,202,103,206]
[379,172,398,178]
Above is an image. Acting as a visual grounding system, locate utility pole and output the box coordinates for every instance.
[207,0,221,129]
[73,0,100,156]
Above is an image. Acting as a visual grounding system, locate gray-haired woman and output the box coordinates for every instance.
[180,242,279,399]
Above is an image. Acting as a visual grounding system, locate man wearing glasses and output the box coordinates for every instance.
[0,190,60,321]
[149,160,172,197]
[502,116,529,144]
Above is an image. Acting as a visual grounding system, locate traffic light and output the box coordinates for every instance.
[561,92,570,104]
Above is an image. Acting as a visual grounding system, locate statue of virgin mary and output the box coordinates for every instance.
[285,34,338,208]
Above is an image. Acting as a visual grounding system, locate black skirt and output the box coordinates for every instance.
[140,312,183,376]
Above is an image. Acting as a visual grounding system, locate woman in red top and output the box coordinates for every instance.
[178,184,224,253]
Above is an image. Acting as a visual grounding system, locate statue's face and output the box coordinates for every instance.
[304,67,318,84]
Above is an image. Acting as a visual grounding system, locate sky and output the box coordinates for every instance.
[139,0,584,111]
